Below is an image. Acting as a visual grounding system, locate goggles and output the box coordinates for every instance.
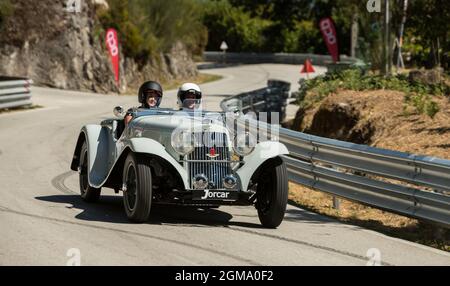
[144,89,162,97]
[181,89,201,100]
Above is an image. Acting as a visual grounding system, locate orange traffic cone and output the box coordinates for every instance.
[301,59,315,79]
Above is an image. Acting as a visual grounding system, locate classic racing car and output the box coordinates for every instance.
[70,107,289,228]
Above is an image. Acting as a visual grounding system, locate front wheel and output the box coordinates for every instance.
[79,142,101,202]
[122,153,152,222]
[255,158,288,228]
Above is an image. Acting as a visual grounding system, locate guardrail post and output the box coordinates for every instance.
[332,197,341,210]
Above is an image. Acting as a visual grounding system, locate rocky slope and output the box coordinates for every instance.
[292,89,450,160]
[0,0,197,93]
[290,89,450,250]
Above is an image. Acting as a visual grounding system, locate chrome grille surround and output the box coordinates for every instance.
[186,132,234,190]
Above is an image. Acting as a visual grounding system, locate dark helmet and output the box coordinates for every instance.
[138,81,163,108]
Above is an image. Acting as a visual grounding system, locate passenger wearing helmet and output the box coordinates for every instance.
[177,83,202,110]
[125,81,163,125]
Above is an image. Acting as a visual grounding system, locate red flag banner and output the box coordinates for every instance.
[319,18,340,63]
[105,28,120,85]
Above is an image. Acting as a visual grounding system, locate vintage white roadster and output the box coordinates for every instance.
[70,107,289,228]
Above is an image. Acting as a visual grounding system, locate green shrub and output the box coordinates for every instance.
[97,0,207,61]
[203,0,270,52]
[203,2,327,54]
[404,92,440,119]
[0,0,13,29]
[294,21,324,54]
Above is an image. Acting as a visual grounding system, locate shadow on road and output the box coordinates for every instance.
[283,207,338,224]
[35,194,266,229]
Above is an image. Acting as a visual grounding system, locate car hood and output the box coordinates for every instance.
[132,113,231,134]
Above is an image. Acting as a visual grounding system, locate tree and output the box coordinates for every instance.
[201,0,449,71]
[407,0,450,68]
[97,0,208,61]
[203,0,270,52]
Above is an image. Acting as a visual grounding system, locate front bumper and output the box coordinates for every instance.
[167,189,253,206]
[191,189,240,201]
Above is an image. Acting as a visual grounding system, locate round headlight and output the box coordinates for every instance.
[193,174,208,190]
[223,175,238,189]
[233,132,256,156]
[171,129,195,155]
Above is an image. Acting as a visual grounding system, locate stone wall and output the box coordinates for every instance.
[0,0,197,93]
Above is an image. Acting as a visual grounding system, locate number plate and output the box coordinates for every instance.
[192,190,239,201]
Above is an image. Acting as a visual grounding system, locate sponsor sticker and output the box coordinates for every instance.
[193,190,238,201]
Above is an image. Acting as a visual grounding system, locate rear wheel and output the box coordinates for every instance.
[122,153,152,222]
[79,142,101,202]
[255,158,288,228]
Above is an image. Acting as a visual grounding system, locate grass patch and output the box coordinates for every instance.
[289,182,449,252]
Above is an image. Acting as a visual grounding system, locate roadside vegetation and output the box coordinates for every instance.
[0,0,13,29]
[96,0,208,63]
[289,66,450,251]
[96,0,449,72]
[204,0,449,71]
[289,68,450,251]
[297,69,450,118]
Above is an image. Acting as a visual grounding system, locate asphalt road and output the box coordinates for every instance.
[0,64,449,265]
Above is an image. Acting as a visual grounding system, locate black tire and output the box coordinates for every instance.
[122,153,152,222]
[255,158,288,228]
[79,142,101,202]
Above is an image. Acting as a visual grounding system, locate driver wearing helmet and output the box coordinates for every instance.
[125,81,163,125]
[177,83,202,110]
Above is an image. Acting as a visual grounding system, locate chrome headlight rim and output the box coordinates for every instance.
[222,175,238,189]
[233,132,256,157]
[171,129,195,156]
[193,174,209,190]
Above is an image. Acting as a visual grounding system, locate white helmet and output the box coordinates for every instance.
[177,83,202,110]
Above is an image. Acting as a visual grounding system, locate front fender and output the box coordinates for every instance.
[70,125,111,188]
[237,141,289,191]
[126,137,189,189]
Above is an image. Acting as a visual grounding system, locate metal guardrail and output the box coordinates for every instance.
[201,51,370,74]
[220,79,291,122]
[221,91,450,228]
[0,77,33,109]
[203,52,358,66]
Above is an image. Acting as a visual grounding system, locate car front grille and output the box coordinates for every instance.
[188,132,232,189]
